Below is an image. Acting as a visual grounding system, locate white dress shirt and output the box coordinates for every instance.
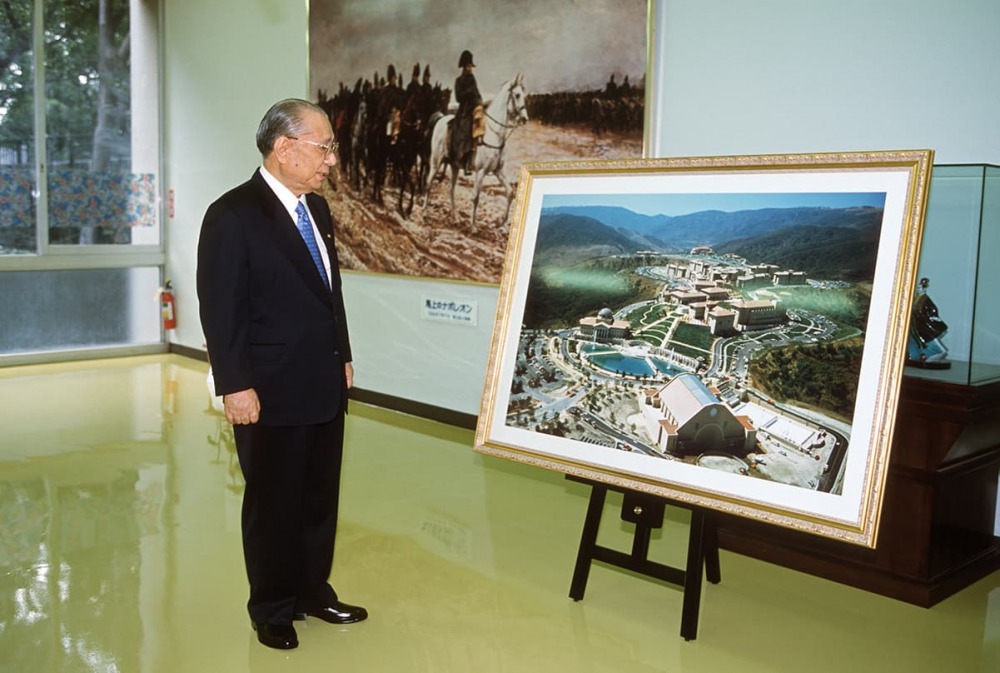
[259,165,332,288]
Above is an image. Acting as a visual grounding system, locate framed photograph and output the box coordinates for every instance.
[475,151,934,547]
[308,0,652,284]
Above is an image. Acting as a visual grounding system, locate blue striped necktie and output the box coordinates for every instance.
[295,201,330,289]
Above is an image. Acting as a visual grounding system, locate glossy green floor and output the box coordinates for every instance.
[0,355,997,672]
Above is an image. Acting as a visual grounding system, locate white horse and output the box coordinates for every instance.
[422,74,528,230]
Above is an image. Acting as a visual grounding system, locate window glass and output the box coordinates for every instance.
[1,0,158,254]
[0,267,162,353]
[45,0,150,246]
[0,1,161,360]
[0,0,38,254]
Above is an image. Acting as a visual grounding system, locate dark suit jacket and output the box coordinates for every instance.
[197,169,352,426]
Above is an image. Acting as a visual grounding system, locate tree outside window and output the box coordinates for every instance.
[1,0,151,253]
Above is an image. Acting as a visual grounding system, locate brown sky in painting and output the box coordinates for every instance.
[309,0,648,101]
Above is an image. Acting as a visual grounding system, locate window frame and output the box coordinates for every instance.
[0,0,165,274]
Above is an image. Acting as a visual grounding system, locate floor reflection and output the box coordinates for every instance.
[0,354,997,673]
[0,452,162,672]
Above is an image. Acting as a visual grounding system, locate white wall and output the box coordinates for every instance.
[654,0,1000,162]
[163,0,308,356]
[341,273,496,413]
[164,0,1000,418]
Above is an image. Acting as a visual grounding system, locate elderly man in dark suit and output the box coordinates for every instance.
[197,98,367,651]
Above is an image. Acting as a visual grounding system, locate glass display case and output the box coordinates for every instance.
[906,164,1000,385]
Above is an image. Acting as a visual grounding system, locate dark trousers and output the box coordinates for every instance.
[233,414,344,624]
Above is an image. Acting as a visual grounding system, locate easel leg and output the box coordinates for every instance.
[704,515,721,584]
[680,510,706,641]
[566,481,721,641]
[631,521,652,559]
[569,484,607,601]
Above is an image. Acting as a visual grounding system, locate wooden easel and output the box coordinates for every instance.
[567,477,721,641]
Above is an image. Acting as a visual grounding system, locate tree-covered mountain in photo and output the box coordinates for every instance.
[522,204,883,329]
[537,205,884,281]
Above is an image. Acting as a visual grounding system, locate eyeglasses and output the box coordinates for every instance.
[288,136,339,158]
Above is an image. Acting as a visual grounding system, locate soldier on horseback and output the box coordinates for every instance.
[406,63,421,100]
[450,49,483,174]
[378,64,405,140]
[421,64,433,104]
[371,64,405,203]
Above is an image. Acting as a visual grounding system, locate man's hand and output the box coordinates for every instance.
[345,362,354,389]
[224,388,260,425]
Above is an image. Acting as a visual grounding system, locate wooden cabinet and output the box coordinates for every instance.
[716,374,1000,606]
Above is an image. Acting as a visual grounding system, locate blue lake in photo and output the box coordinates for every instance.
[589,352,654,377]
[580,343,685,378]
[650,358,683,377]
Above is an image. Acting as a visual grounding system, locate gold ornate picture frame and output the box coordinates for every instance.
[475,150,933,547]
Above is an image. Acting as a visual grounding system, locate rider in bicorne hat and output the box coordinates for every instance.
[451,49,483,174]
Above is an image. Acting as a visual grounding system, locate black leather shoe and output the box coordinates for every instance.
[252,622,298,650]
[294,600,368,624]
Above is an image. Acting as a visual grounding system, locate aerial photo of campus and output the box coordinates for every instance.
[506,191,888,495]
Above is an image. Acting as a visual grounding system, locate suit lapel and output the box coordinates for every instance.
[251,171,334,304]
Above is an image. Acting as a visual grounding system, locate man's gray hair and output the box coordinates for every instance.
[256,98,326,157]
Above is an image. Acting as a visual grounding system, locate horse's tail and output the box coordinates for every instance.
[427,111,444,132]
[424,111,446,150]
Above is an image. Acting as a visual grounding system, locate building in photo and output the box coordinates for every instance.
[640,373,756,456]
[578,307,631,342]
[708,307,737,336]
[733,299,787,331]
